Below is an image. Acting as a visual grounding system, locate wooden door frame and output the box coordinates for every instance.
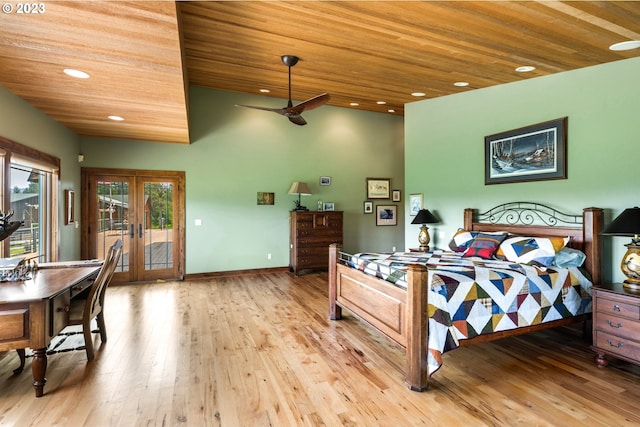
[81,167,185,282]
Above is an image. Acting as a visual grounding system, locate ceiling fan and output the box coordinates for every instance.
[236,55,330,126]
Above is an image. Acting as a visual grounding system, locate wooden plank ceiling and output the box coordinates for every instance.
[1,1,639,144]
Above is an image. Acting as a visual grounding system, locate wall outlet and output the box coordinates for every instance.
[267,253,272,260]
[439,231,445,239]
[392,246,396,252]
[195,219,202,226]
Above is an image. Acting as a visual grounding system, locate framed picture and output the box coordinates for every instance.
[366,177,391,199]
[257,192,274,205]
[320,176,331,186]
[485,117,567,185]
[409,193,423,216]
[323,202,335,211]
[392,190,401,202]
[363,201,373,214]
[65,189,75,225]
[376,205,397,226]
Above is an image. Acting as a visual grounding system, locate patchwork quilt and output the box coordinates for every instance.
[348,250,593,375]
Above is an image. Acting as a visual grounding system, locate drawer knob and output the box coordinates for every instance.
[606,319,623,329]
[606,339,623,349]
[613,304,621,312]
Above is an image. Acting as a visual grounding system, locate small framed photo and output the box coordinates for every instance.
[363,201,373,214]
[409,193,423,216]
[257,192,274,205]
[366,177,391,199]
[320,176,331,186]
[392,190,401,202]
[376,205,397,226]
[323,202,335,211]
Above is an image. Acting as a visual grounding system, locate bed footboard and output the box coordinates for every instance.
[328,244,430,391]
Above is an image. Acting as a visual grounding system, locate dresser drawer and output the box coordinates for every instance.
[596,295,640,320]
[594,330,640,362]
[595,313,640,341]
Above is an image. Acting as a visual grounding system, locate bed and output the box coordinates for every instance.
[328,202,604,391]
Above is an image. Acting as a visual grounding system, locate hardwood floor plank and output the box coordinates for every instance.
[2,271,640,426]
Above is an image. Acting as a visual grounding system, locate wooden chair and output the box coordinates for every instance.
[69,239,123,361]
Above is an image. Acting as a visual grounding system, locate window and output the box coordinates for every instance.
[0,137,59,262]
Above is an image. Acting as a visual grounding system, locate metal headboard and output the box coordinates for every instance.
[475,202,582,227]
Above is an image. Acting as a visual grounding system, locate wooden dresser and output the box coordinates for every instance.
[289,211,343,275]
[592,283,640,368]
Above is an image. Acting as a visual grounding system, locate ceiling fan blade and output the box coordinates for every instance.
[288,115,307,126]
[287,93,331,115]
[235,104,287,115]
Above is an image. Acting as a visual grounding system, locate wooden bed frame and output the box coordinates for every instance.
[328,203,604,391]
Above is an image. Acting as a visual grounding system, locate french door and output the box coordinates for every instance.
[81,168,185,283]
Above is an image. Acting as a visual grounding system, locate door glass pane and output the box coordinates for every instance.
[143,182,173,271]
[96,180,129,273]
[9,164,49,261]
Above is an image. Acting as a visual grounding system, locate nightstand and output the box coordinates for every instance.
[591,283,640,368]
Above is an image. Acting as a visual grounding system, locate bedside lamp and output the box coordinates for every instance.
[411,209,439,251]
[602,206,640,291]
[288,181,312,212]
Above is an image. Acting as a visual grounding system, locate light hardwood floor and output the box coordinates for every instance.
[1,271,640,426]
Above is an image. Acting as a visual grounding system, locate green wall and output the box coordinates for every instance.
[0,87,82,260]
[80,87,405,274]
[405,56,640,284]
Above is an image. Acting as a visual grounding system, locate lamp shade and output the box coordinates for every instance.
[288,182,312,196]
[602,207,640,237]
[411,209,438,225]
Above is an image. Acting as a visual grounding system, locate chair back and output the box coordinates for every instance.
[84,239,123,322]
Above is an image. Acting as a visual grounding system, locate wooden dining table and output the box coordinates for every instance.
[0,265,100,397]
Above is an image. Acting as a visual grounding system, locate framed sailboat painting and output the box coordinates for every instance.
[484,117,567,185]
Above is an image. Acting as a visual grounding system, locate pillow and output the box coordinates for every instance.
[498,236,570,267]
[448,228,476,252]
[448,229,508,253]
[462,232,508,259]
[552,247,586,268]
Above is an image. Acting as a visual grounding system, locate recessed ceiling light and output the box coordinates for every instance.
[108,115,125,121]
[411,92,426,97]
[454,82,469,87]
[515,66,536,73]
[63,68,90,79]
[259,89,270,93]
[609,40,640,51]
[376,101,387,105]
[350,102,359,106]
[388,109,396,113]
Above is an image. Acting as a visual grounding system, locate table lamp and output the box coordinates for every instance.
[411,209,438,251]
[602,206,640,290]
[288,181,312,212]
